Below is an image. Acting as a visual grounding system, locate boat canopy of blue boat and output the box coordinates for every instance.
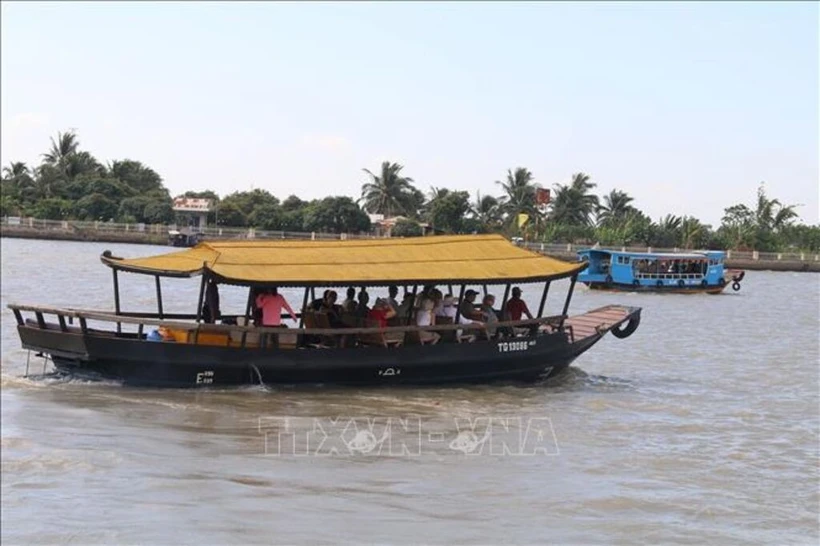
[576,248,736,293]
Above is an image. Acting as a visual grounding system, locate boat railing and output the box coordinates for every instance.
[634,273,706,280]
[8,303,571,349]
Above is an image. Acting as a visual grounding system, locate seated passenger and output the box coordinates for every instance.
[313,290,343,327]
[397,292,415,318]
[310,289,331,311]
[368,298,397,327]
[436,294,457,319]
[366,299,404,345]
[429,288,443,315]
[415,297,441,345]
[148,325,175,342]
[458,290,484,323]
[480,294,500,337]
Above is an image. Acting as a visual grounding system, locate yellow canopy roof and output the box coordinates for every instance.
[101,234,585,285]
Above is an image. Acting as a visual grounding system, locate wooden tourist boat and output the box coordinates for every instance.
[9,235,642,387]
[577,248,745,294]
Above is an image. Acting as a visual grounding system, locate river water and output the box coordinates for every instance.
[1,237,818,545]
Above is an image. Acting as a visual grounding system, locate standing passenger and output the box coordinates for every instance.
[255,287,296,327]
[342,287,357,313]
[504,287,533,321]
[202,278,221,324]
[355,290,371,319]
[386,285,400,313]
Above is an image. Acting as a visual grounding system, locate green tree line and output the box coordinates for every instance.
[2,131,818,250]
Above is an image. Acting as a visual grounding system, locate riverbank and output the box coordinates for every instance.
[4,225,818,272]
[1,225,167,245]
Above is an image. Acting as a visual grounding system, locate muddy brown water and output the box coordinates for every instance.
[1,238,818,544]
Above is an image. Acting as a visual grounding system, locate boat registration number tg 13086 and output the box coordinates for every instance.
[497,340,531,353]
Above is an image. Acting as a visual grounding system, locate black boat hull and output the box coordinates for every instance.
[20,325,602,387]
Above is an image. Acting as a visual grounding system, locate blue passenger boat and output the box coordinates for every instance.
[577,248,745,294]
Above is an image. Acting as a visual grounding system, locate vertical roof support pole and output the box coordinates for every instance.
[195,268,207,323]
[241,287,256,347]
[453,284,466,324]
[299,287,310,328]
[404,285,418,324]
[155,275,164,320]
[112,269,121,314]
[112,268,122,334]
[560,274,578,327]
[537,281,551,318]
[500,284,511,319]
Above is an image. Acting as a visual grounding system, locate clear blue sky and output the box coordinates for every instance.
[2,1,817,225]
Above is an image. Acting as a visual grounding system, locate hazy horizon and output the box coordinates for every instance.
[2,1,818,226]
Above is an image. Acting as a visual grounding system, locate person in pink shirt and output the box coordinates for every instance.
[255,287,296,327]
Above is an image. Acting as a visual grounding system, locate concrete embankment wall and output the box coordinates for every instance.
[1,226,167,245]
[2,225,818,273]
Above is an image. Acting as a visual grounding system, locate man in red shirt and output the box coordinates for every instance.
[504,286,533,321]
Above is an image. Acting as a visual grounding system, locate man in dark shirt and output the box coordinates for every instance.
[310,289,331,311]
[458,289,484,322]
[387,285,400,313]
[355,290,371,319]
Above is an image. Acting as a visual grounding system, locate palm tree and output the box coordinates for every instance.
[549,172,600,226]
[771,206,799,231]
[65,151,105,179]
[471,192,502,231]
[419,186,447,218]
[597,189,635,227]
[42,130,79,168]
[658,214,682,232]
[650,214,684,247]
[360,161,418,218]
[496,167,542,231]
[1,161,35,203]
[680,216,706,249]
[31,164,65,200]
[428,186,449,202]
[754,184,799,232]
[2,161,30,181]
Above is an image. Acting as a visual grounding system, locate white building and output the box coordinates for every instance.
[172,197,213,231]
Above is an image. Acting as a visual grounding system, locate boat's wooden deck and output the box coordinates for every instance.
[565,305,634,341]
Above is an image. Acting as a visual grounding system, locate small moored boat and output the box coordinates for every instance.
[577,248,745,294]
[168,228,203,247]
[9,235,642,387]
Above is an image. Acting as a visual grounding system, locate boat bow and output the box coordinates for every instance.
[564,305,642,341]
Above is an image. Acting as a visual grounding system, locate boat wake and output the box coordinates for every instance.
[540,366,634,391]
[0,370,124,390]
